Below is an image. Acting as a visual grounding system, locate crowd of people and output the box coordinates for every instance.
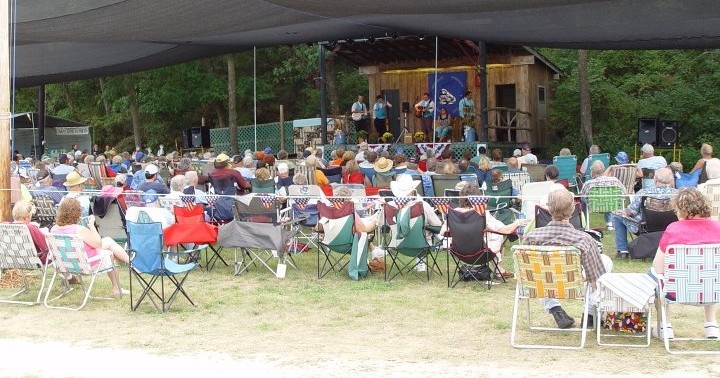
[8,138,720,341]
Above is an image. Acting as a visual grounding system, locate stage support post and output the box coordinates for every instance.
[318,44,328,146]
[0,0,10,221]
[479,41,489,142]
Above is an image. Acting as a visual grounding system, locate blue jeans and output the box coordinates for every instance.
[612,215,629,251]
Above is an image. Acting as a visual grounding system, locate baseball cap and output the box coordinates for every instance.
[145,164,159,175]
[263,147,273,154]
[614,151,629,164]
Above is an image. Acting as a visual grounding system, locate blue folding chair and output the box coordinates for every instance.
[583,153,610,180]
[127,220,199,312]
[553,155,580,190]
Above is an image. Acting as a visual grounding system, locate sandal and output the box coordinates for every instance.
[112,288,130,298]
[495,271,514,279]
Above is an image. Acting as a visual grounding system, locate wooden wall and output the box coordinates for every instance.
[365,54,557,146]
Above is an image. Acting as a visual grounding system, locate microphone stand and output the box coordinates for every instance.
[394,112,410,145]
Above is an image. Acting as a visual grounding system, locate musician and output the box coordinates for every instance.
[414,92,435,142]
[458,91,475,126]
[372,95,392,133]
[351,95,369,134]
[435,108,453,142]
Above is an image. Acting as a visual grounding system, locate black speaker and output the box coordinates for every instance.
[182,129,191,149]
[190,127,202,148]
[659,120,678,147]
[401,102,410,113]
[637,118,658,146]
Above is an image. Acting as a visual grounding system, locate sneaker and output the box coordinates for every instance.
[415,261,427,272]
[606,222,614,231]
[704,322,720,339]
[615,251,629,259]
[550,306,575,329]
[651,323,674,339]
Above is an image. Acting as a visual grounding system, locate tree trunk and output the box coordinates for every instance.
[227,54,238,155]
[325,52,340,116]
[98,77,111,117]
[578,49,593,149]
[61,82,75,118]
[215,104,227,129]
[123,75,142,149]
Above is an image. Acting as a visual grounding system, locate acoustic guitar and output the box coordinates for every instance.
[351,103,367,121]
[414,106,425,118]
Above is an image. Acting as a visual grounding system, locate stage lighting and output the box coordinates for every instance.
[418,34,425,41]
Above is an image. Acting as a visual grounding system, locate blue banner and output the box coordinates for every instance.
[428,72,467,118]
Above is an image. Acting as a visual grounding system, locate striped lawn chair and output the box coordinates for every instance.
[44,234,115,310]
[0,224,49,305]
[585,184,625,230]
[610,164,638,195]
[658,244,720,354]
[511,245,590,349]
[595,273,656,347]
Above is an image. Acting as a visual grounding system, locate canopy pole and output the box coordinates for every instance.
[318,43,328,147]
[432,36,438,144]
[253,46,257,152]
[479,41,489,142]
[38,85,45,156]
[0,0,11,221]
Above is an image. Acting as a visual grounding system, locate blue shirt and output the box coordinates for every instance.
[622,185,677,233]
[458,97,475,118]
[373,101,387,119]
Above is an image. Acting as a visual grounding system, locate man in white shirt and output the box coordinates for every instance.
[517,143,538,165]
[414,92,435,142]
[636,143,668,189]
[351,95,369,134]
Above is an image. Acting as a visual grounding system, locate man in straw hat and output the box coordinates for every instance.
[208,153,251,193]
[61,170,92,216]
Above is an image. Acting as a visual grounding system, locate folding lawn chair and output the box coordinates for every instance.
[32,194,58,228]
[92,196,127,245]
[163,205,217,268]
[485,178,516,225]
[609,164,638,195]
[43,233,115,311]
[510,245,590,349]
[287,184,325,252]
[252,178,276,194]
[503,171,531,193]
[382,201,441,281]
[0,224,49,305]
[657,243,720,354]
[446,207,505,289]
[522,163,548,182]
[127,220,199,312]
[430,174,461,199]
[583,153,610,181]
[553,155,580,190]
[584,184,624,230]
[595,273,656,348]
[316,201,370,280]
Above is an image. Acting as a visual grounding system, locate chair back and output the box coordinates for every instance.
[33,194,58,228]
[512,245,585,299]
[522,163,547,182]
[504,171,531,192]
[485,179,514,225]
[88,162,114,189]
[0,224,43,270]
[663,244,720,305]
[706,183,720,221]
[251,178,276,193]
[552,155,578,188]
[317,201,355,252]
[584,153,610,180]
[93,198,127,241]
[410,175,426,197]
[586,185,624,214]
[372,171,394,187]
[45,233,97,275]
[535,203,583,230]
[640,197,677,233]
[293,165,317,185]
[359,166,376,182]
[447,208,491,264]
[383,201,428,254]
[174,204,205,224]
[127,221,164,274]
[430,175,461,199]
[610,164,638,195]
[520,181,556,220]
[233,194,278,223]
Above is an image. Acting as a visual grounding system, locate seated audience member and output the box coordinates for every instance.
[12,200,49,265]
[276,149,296,171]
[489,148,505,168]
[330,148,345,167]
[342,160,364,184]
[650,188,720,339]
[404,159,421,176]
[165,175,188,201]
[612,167,677,259]
[393,154,408,175]
[341,151,355,167]
[544,165,561,183]
[506,157,522,173]
[275,163,294,195]
[474,155,492,187]
[61,171,92,217]
[580,161,626,230]
[636,143,668,189]
[691,143,713,176]
[96,154,116,177]
[558,148,572,156]
[580,145,601,175]
[306,155,330,186]
[172,157,193,177]
[137,164,169,194]
[183,170,207,205]
[51,198,130,297]
[696,158,720,197]
[236,155,256,180]
[518,143,538,165]
[31,170,63,204]
[523,187,609,328]
[355,142,369,163]
[440,183,528,277]
[209,153,251,194]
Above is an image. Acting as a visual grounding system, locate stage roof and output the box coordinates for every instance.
[13,0,720,87]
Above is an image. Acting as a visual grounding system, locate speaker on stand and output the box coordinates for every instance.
[658,120,678,147]
[637,118,658,146]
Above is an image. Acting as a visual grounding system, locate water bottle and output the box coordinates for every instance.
[517,213,526,235]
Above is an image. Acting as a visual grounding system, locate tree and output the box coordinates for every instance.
[577,49,593,149]
[227,54,238,154]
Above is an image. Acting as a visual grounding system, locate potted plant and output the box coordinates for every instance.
[356,130,368,143]
[413,131,426,143]
[380,131,394,143]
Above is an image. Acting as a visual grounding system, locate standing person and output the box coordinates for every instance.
[458,91,475,127]
[91,144,101,156]
[351,95,369,134]
[415,92,435,141]
[157,144,165,157]
[372,95,392,134]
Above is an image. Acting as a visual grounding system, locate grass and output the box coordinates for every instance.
[0,214,719,376]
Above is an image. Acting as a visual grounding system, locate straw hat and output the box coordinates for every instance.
[374,157,393,173]
[63,171,87,187]
[390,174,420,197]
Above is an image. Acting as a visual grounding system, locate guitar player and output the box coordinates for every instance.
[414,92,435,142]
[351,95,369,134]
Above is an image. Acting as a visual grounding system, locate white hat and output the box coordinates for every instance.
[390,174,420,197]
[145,164,159,175]
[641,143,654,154]
[513,149,522,157]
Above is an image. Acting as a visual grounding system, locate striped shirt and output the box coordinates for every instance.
[523,221,606,284]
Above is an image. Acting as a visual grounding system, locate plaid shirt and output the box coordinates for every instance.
[623,185,677,233]
[523,221,606,284]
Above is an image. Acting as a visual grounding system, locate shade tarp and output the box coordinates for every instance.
[13,0,720,86]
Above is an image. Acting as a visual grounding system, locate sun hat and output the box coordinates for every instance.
[100,184,123,198]
[263,147,273,154]
[390,174,420,197]
[63,171,88,187]
[144,164,159,175]
[215,153,230,163]
[374,157,393,173]
[614,151,629,164]
[513,149,522,157]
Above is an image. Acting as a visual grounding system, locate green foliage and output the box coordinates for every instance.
[540,48,720,168]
